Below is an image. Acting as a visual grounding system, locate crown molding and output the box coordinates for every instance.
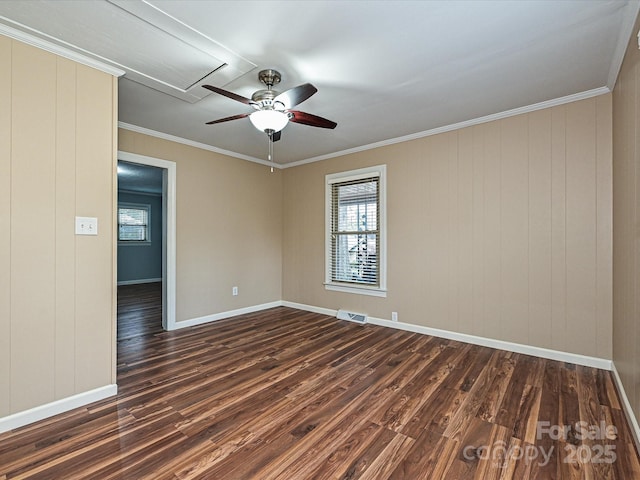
[117,122,282,169]
[283,86,611,168]
[0,21,125,77]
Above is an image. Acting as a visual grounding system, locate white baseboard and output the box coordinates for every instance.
[282,301,335,317]
[282,301,612,371]
[0,384,117,434]
[369,317,612,370]
[611,364,640,452]
[173,301,283,330]
[117,278,162,286]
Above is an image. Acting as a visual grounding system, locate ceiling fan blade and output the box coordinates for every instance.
[274,83,317,109]
[202,84,255,105]
[271,130,282,142]
[205,113,249,125]
[289,110,337,129]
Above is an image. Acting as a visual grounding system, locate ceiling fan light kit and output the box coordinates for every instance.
[204,68,336,134]
[249,109,289,133]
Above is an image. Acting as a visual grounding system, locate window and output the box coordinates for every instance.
[118,204,150,243]
[325,165,386,297]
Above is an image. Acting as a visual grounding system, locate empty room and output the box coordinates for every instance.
[2,1,640,478]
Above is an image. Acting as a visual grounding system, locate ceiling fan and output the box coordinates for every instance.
[203,69,337,142]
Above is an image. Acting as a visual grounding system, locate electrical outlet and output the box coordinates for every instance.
[232,286,238,296]
[391,311,398,322]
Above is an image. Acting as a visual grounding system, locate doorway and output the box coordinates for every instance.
[117,151,176,331]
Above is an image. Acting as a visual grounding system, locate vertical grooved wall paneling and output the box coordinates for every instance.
[0,35,116,416]
[55,57,77,399]
[550,105,567,353]
[282,95,613,359]
[11,42,57,412]
[595,94,612,360]
[612,11,640,428]
[528,108,552,350]
[565,100,598,358]
[75,65,114,392]
[0,35,11,417]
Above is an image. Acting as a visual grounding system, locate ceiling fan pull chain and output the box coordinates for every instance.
[268,132,274,172]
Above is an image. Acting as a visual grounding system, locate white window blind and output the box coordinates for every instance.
[118,205,150,242]
[330,176,380,286]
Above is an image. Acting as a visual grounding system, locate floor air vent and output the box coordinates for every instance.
[336,309,368,324]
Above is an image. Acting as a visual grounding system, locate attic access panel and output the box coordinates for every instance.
[0,0,255,102]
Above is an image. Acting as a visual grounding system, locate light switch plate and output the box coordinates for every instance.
[75,216,98,235]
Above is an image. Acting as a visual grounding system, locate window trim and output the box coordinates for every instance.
[118,202,151,246]
[325,165,387,297]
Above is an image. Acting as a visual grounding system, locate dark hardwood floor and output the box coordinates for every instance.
[1,282,639,479]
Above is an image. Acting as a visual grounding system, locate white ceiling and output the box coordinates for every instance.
[0,0,638,166]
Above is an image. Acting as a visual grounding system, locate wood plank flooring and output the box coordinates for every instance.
[1,283,639,479]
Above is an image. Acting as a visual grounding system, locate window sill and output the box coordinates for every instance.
[118,241,152,247]
[324,283,387,297]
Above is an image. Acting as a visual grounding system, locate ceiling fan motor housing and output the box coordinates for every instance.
[252,69,289,110]
[251,89,284,110]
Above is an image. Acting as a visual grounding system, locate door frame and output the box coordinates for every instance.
[118,151,177,330]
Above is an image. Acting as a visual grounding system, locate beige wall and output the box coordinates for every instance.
[0,36,117,416]
[612,14,640,424]
[118,130,283,322]
[283,95,613,359]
